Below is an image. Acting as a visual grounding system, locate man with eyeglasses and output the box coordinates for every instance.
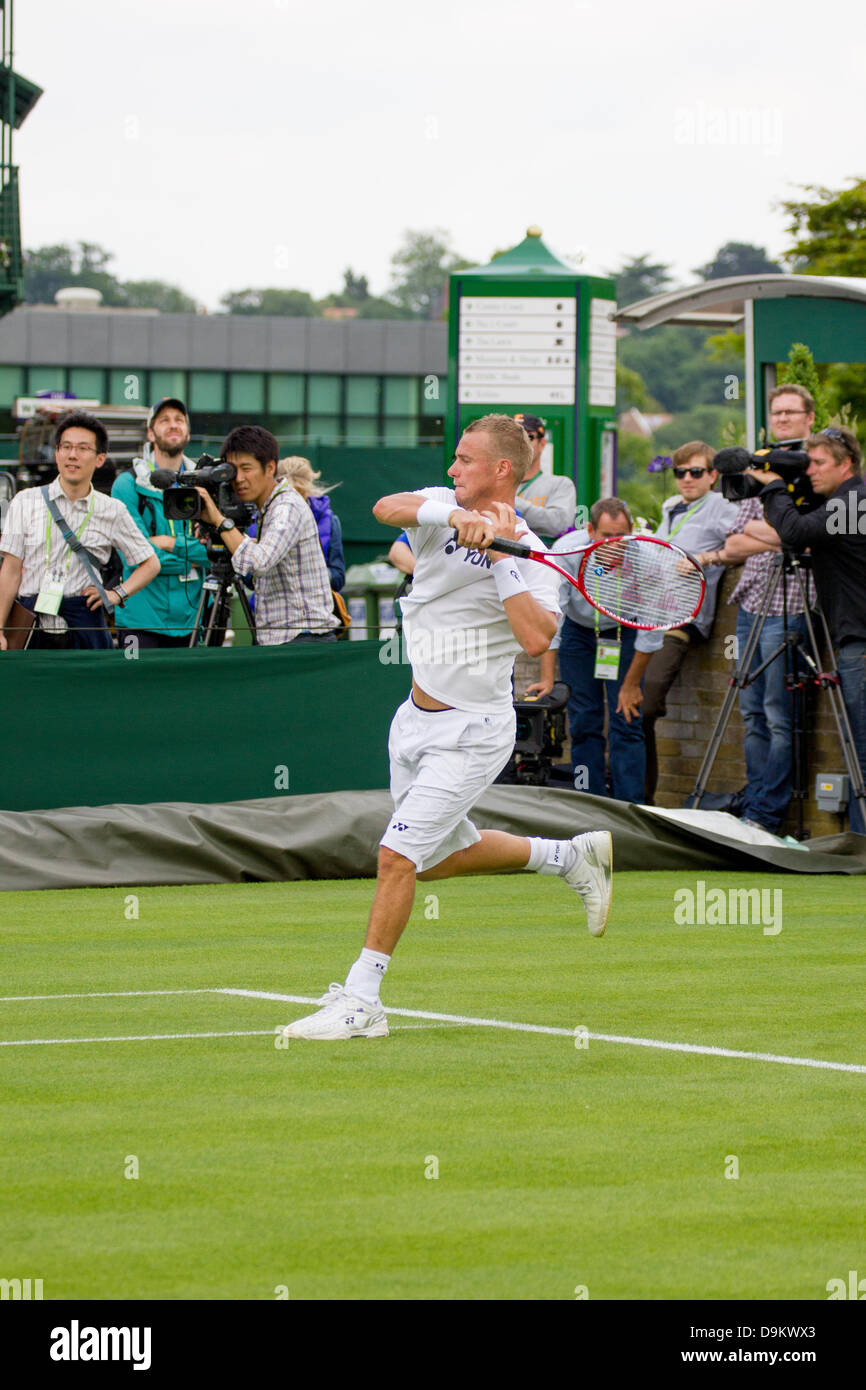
[693,385,816,834]
[0,411,160,650]
[511,413,577,541]
[638,441,739,804]
[747,425,866,834]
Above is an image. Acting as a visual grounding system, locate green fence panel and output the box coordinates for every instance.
[316,446,445,547]
[0,644,408,812]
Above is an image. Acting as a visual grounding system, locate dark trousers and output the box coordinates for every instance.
[558,616,645,802]
[641,630,693,804]
[118,629,193,650]
[18,595,113,650]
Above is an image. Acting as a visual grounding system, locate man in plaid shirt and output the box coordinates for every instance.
[695,385,816,834]
[193,425,339,645]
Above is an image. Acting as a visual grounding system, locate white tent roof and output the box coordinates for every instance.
[615,274,866,330]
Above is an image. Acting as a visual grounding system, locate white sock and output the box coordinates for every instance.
[525,837,577,876]
[345,948,390,1005]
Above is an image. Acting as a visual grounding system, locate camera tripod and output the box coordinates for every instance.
[687,550,866,838]
[188,543,256,647]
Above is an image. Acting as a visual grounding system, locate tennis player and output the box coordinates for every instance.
[284,414,612,1041]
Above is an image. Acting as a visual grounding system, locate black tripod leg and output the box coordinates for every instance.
[786,590,866,832]
[188,585,212,648]
[687,563,785,807]
[231,580,258,645]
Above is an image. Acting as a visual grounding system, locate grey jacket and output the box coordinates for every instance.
[514,471,577,540]
[653,488,740,641]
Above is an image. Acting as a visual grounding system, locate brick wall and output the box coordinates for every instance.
[515,569,852,838]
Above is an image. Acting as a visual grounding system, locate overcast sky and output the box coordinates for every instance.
[14,0,864,310]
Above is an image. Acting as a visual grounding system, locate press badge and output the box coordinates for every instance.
[35,577,65,616]
[594,640,621,681]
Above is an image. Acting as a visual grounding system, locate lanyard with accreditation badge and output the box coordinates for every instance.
[35,495,96,615]
[591,560,624,681]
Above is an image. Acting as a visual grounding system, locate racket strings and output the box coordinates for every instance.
[581,539,704,629]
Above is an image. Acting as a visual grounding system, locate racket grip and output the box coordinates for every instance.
[488,536,532,558]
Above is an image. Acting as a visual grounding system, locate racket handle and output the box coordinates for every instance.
[488,536,532,558]
[449,531,532,558]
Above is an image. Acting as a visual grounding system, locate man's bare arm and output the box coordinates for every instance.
[373,492,497,551]
[0,554,24,651]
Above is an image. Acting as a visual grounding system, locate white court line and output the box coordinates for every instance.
[0,1030,274,1047]
[2,987,865,1075]
[220,989,866,1076]
[0,989,218,1002]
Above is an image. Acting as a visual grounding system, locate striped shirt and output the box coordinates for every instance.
[1,479,154,632]
[232,482,339,644]
[725,498,815,615]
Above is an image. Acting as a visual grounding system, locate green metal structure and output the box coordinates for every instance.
[446,228,618,505]
[615,275,866,448]
[0,1,41,316]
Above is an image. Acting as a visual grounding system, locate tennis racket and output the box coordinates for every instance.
[485,534,706,631]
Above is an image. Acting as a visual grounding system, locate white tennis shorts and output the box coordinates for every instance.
[380,696,516,872]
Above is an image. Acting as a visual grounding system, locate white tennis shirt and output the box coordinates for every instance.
[401,487,561,713]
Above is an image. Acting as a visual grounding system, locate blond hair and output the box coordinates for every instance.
[463,413,534,483]
[277,456,340,499]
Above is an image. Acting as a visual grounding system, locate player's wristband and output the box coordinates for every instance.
[416,499,456,527]
[493,561,529,601]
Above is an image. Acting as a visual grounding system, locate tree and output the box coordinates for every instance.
[618,324,745,415]
[777,342,829,430]
[616,363,658,414]
[341,268,369,304]
[123,280,198,313]
[220,287,319,316]
[778,178,866,275]
[387,228,471,319]
[694,242,782,280]
[607,254,673,308]
[23,240,126,305]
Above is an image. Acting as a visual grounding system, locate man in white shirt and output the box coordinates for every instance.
[284,413,613,1042]
[527,499,658,802]
[0,412,160,650]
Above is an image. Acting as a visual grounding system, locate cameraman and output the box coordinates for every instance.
[112,398,209,648]
[194,425,339,645]
[749,426,866,834]
[695,385,817,834]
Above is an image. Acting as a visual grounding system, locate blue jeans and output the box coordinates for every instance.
[736,607,807,831]
[558,617,645,802]
[837,640,866,835]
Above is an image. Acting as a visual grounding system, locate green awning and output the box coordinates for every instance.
[0,64,42,128]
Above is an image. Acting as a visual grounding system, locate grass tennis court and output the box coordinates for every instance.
[2,872,864,1301]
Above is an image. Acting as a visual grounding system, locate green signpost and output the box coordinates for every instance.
[446,228,618,508]
[0,1,42,317]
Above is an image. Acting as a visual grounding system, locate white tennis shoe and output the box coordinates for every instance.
[282,983,389,1041]
[565,831,613,937]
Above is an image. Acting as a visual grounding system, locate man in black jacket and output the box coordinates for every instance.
[746,426,866,833]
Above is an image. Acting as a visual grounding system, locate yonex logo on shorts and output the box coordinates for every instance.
[390,822,408,832]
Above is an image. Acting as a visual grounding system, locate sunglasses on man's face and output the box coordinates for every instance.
[672,466,709,479]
